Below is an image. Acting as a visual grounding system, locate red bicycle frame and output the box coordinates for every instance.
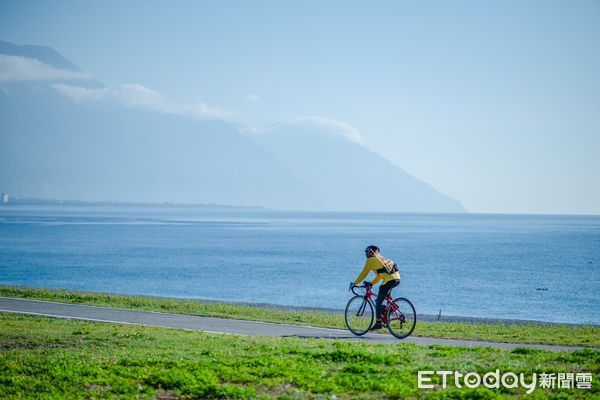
[364,285,402,323]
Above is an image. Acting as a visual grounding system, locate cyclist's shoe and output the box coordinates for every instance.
[370,321,383,330]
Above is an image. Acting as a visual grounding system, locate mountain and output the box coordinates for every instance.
[0,42,317,209]
[0,90,321,208]
[252,120,465,212]
[0,40,464,212]
[0,40,104,89]
[0,40,80,71]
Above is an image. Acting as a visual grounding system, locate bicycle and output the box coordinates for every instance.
[344,283,416,339]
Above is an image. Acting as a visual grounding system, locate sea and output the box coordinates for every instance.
[0,205,598,324]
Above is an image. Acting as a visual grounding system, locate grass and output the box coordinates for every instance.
[0,312,598,399]
[1,286,598,348]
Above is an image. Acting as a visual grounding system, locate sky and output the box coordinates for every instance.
[1,0,599,214]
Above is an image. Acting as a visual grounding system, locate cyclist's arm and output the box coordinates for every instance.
[371,274,382,285]
[353,263,370,285]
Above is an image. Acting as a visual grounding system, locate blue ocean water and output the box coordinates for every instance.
[0,205,598,324]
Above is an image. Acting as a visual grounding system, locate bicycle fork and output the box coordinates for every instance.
[355,299,368,317]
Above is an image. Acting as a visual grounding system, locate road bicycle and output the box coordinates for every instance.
[345,283,416,339]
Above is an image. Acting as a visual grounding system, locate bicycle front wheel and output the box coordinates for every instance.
[386,297,416,339]
[344,295,374,336]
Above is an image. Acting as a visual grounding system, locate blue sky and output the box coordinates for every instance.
[1,0,599,214]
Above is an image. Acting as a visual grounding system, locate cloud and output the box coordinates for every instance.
[51,83,237,120]
[0,54,92,82]
[291,116,363,143]
[2,53,237,121]
[3,52,235,120]
[174,102,238,119]
[51,84,108,102]
[251,116,364,144]
[247,94,260,102]
[113,84,162,109]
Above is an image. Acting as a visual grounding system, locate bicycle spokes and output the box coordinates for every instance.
[345,295,374,336]
[386,298,416,339]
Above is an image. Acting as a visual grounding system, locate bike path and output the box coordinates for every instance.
[0,297,586,352]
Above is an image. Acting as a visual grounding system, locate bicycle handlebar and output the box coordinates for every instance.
[350,283,372,296]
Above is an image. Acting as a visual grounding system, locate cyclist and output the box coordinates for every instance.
[349,245,400,330]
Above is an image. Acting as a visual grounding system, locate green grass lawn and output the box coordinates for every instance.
[0,313,598,399]
[1,286,598,348]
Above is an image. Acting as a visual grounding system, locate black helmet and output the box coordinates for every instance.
[365,245,380,258]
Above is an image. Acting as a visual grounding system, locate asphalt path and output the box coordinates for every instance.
[0,297,587,352]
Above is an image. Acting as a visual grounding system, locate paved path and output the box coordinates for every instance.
[0,297,586,352]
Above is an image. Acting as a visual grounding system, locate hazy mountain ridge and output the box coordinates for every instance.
[0,40,81,71]
[0,40,104,89]
[0,85,317,209]
[252,123,465,212]
[0,40,465,212]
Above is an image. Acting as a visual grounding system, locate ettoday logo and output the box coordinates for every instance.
[418,370,593,394]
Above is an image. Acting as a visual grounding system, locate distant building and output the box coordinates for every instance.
[1,193,8,203]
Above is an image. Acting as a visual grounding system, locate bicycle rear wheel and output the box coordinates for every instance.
[344,295,374,336]
[386,297,416,339]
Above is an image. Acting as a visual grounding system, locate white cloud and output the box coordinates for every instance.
[3,52,236,120]
[291,116,363,143]
[174,102,238,119]
[51,84,108,102]
[51,83,237,120]
[247,94,260,102]
[250,116,364,143]
[0,54,92,82]
[113,84,162,109]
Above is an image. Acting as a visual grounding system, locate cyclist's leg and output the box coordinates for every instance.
[375,280,399,322]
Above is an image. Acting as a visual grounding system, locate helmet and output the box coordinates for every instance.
[365,245,380,258]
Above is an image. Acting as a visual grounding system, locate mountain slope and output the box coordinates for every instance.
[0,40,81,71]
[0,88,322,208]
[0,40,104,88]
[252,121,465,212]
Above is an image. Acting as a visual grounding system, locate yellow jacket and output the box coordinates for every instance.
[354,256,400,285]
